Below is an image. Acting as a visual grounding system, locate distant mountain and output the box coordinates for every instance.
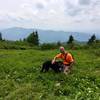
[0,27,100,43]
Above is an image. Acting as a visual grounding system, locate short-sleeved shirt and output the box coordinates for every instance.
[54,52,74,65]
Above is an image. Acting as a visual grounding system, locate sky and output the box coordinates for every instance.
[0,0,100,33]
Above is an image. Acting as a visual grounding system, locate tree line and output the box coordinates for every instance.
[0,31,99,46]
[67,34,97,45]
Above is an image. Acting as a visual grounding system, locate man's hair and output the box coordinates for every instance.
[59,46,65,51]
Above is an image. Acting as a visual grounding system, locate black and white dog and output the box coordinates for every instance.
[40,60,64,73]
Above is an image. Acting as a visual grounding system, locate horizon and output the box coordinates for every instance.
[0,0,100,34]
[1,26,100,43]
[0,26,100,35]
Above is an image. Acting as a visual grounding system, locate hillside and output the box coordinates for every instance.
[0,49,100,99]
[1,27,99,43]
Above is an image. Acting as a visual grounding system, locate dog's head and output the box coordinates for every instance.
[55,61,63,68]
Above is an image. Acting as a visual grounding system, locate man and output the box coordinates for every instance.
[52,46,74,75]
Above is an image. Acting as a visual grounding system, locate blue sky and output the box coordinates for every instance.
[0,0,100,33]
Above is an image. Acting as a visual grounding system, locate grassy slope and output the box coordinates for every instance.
[0,49,100,100]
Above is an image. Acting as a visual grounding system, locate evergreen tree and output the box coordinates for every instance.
[87,34,96,44]
[0,32,2,41]
[67,35,74,44]
[26,31,39,45]
[27,31,35,44]
[23,38,26,41]
[57,41,61,46]
[34,31,39,45]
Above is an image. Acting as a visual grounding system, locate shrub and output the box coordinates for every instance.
[40,43,58,50]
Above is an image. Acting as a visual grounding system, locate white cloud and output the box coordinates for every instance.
[79,0,91,5]
[0,0,100,33]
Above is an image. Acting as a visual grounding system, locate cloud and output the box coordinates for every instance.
[36,3,45,9]
[64,0,81,16]
[0,0,100,32]
[66,7,82,17]
[64,0,100,19]
[79,0,91,5]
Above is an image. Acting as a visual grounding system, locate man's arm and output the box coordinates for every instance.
[52,57,56,64]
[68,54,74,69]
[52,53,62,64]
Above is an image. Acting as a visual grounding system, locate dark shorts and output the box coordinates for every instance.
[64,64,71,66]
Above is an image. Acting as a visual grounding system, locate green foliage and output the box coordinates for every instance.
[0,49,100,99]
[0,32,2,41]
[40,43,58,50]
[57,41,62,46]
[35,31,39,45]
[87,34,96,45]
[26,31,39,45]
[0,41,34,50]
[67,35,74,44]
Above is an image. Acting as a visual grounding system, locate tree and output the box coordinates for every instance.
[87,34,96,44]
[57,41,62,46]
[26,31,39,45]
[19,38,22,42]
[23,38,26,41]
[34,31,39,45]
[67,35,74,44]
[0,32,2,41]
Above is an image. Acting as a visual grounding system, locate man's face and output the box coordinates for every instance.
[60,49,65,54]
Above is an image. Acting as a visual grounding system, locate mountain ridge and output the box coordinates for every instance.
[1,27,100,43]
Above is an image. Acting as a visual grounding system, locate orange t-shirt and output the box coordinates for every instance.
[54,52,74,65]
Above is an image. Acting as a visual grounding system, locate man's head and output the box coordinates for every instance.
[59,46,65,54]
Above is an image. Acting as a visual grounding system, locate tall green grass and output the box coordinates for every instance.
[0,49,100,100]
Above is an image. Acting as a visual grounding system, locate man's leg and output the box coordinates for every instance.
[64,62,74,74]
[68,62,74,73]
[63,65,70,75]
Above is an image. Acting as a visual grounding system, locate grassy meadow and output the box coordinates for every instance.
[0,48,100,100]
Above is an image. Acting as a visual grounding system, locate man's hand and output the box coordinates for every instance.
[52,59,55,64]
